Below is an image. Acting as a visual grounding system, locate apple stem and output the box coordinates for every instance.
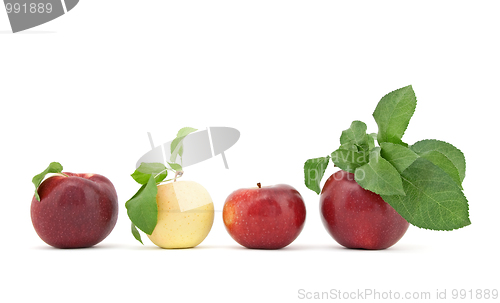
[174,170,184,182]
[257,183,261,188]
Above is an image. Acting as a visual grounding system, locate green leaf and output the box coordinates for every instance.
[410,139,466,184]
[354,147,406,196]
[381,157,470,230]
[178,145,184,159]
[367,133,377,150]
[340,121,368,145]
[125,175,158,235]
[373,85,417,146]
[340,121,375,152]
[419,151,462,189]
[304,156,330,194]
[32,162,64,201]
[170,140,183,162]
[330,149,368,173]
[131,162,168,184]
[170,127,198,162]
[380,142,419,173]
[131,223,144,245]
[168,162,183,171]
[339,142,359,152]
[176,126,198,138]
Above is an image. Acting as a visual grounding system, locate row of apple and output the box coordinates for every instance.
[31,161,408,250]
[30,86,471,250]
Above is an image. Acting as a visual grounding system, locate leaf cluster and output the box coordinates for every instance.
[304,86,470,231]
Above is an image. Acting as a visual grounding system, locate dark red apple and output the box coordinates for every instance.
[31,173,119,248]
[223,183,306,249]
[320,170,409,250]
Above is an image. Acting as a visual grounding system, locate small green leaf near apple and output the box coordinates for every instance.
[32,161,64,201]
[304,85,470,249]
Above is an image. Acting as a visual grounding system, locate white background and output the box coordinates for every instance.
[1,1,499,302]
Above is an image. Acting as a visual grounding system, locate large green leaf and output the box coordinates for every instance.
[373,85,417,146]
[411,139,466,184]
[381,157,470,230]
[419,150,462,189]
[380,142,419,173]
[125,176,158,235]
[354,147,405,196]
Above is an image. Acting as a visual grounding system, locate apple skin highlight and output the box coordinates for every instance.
[223,184,306,249]
[320,170,409,250]
[31,173,119,249]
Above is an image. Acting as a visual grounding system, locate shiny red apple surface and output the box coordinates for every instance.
[223,183,306,249]
[320,170,409,250]
[31,173,118,248]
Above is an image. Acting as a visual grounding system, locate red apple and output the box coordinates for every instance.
[223,183,306,249]
[320,170,409,250]
[31,172,119,248]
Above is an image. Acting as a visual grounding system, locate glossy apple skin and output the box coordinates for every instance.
[31,173,118,248]
[223,184,306,249]
[320,170,409,250]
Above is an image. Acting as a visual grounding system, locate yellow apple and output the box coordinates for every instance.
[147,180,214,248]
